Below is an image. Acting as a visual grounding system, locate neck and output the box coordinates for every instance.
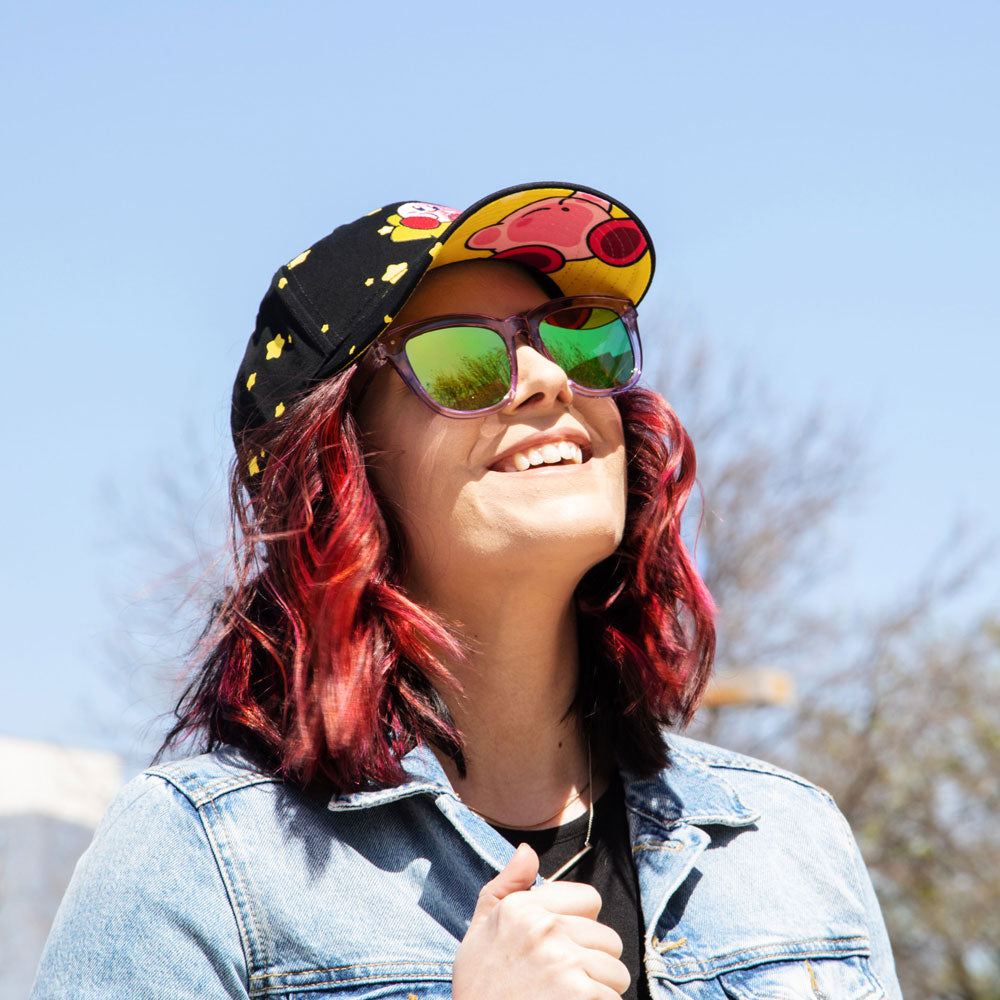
[412,568,601,828]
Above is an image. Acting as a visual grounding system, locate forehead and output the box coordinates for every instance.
[392,260,555,325]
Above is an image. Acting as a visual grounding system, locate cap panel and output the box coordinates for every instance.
[274,204,457,376]
[231,202,456,439]
[430,183,654,306]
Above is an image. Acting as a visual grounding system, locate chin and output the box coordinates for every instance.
[482,505,624,569]
[446,476,627,576]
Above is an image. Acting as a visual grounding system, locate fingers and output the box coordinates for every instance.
[528,880,603,921]
[583,949,631,997]
[454,866,629,1000]
[479,844,538,901]
[555,915,624,958]
[475,844,539,914]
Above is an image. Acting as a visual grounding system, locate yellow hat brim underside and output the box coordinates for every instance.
[428,186,653,306]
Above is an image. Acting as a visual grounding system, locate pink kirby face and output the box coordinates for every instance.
[464,191,647,273]
[396,202,461,230]
[466,192,612,260]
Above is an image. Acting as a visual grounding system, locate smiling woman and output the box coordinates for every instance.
[356,261,630,596]
[31,183,903,1000]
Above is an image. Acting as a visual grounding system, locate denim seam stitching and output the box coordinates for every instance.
[328,784,447,811]
[862,965,890,1000]
[190,775,279,805]
[247,966,453,995]
[146,766,279,806]
[249,962,453,981]
[651,935,871,975]
[200,793,267,979]
[724,983,880,1000]
[673,747,834,800]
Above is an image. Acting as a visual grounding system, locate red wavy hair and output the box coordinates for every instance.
[161,372,715,792]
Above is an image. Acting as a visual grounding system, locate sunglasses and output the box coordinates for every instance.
[363,295,642,417]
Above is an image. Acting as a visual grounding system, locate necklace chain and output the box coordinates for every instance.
[464,743,595,883]
[466,779,591,830]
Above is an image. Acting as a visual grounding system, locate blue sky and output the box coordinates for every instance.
[3,1,998,755]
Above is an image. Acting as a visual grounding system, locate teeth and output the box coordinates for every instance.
[500,440,585,472]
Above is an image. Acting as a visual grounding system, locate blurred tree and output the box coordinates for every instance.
[790,610,1000,1000]
[650,319,999,999]
[649,320,862,752]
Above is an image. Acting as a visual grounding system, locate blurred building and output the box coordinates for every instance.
[0,736,123,1000]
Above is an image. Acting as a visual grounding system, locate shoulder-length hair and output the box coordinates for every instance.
[160,371,715,793]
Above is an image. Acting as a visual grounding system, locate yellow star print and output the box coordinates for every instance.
[274,402,285,417]
[265,334,285,360]
[287,249,310,268]
[381,262,408,284]
[246,372,256,390]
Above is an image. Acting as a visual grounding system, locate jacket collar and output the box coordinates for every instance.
[328,738,759,833]
[325,742,452,812]
[621,738,759,837]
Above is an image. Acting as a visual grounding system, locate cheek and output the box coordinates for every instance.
[594,401,628,523]
[588,397,627,458]
[363,422,431,514]
[357,385,483,538]
[356,377,426,509]
[600,445,629,546]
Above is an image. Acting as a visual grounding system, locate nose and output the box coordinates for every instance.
[507,335,574,412]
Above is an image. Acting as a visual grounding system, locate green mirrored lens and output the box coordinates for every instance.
[405,325,511,411]
[539,307,635,390]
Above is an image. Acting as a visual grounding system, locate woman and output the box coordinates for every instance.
[32,182,902,999]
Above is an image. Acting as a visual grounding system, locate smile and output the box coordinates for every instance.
[492,439,586,474]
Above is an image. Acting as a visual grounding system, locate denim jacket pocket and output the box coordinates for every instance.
[651,952,886,1000]
[257,964,453,1000]
[648,934,889,1000]
[716,954,887,999]
[290,987,450,1000]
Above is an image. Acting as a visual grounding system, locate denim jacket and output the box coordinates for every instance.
[32,734,902,999]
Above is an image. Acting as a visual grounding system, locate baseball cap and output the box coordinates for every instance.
[232,181,655,443]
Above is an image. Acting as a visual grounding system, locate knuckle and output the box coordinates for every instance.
[490,894,514,923]
[492,892,530,930]
[608,929,624,957]
[484,884,503,905]
[570,969,601,997]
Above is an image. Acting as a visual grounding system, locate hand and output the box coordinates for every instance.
[452,843,630,999]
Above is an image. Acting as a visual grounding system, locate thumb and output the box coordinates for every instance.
[472,843,539,917]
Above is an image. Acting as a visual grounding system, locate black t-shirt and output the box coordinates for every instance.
[491,775,651,1000]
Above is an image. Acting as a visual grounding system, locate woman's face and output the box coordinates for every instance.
[355,260,628,599]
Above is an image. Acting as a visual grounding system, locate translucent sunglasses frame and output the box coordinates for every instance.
[362,295,643,418]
